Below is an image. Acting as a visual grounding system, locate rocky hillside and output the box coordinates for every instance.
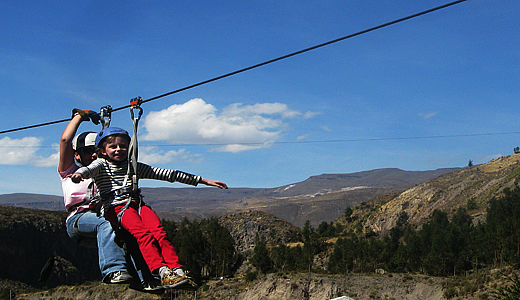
[0,168,459,227]
[335,154,520,234]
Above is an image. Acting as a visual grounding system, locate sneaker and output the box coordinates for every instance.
[141,280,165,294]
[160,268,189,288]
[161,269,199,290]
[104,271,133,284]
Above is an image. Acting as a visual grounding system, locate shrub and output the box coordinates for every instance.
[491,273,520,300]
[245,271,258,282]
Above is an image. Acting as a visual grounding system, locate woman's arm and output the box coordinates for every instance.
[58,115,83,173]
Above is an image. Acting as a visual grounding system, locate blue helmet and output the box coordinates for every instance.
[95,127,130,148]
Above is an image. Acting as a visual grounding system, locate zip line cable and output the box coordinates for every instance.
[2,130,517,149]
[0,0,467,136]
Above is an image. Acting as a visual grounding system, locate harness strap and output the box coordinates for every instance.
[128,97,143,194]
[72,213,83,236]
[100,97,144,227]
[115,97,143,225]
[115,193,144,225]
[72,212,95,246]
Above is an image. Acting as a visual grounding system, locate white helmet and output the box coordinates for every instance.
[72,132,97,151]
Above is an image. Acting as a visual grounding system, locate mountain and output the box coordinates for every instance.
[335,154,520,235]
[0,193,64,211]
[0,168,460,227]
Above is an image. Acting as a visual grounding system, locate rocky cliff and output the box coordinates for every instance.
[218,210,302,252]
[0,206,100,288]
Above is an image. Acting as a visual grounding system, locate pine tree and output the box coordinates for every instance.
[251,235,273,274]
[201,217,236,277]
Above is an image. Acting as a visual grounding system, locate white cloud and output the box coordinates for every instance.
[0,136,57,167]
[304,111,322,119]
[141,98,306,152]
[297,134,311,140]
[35,151,59,167]
[419,111,439,119]
[211,142,273,153]
[321,125,332,132]
[222,102,301,119]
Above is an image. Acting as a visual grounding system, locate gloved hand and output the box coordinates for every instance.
[72,108,101,125]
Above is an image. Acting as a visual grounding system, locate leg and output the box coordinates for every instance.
[120,229,157,282]
[120,229,164,293]
[138,205,182,270]
[66,211,129,280]
[115,205,167,272]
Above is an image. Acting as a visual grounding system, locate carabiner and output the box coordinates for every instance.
[130,97,143,121]
[100,105,112,129]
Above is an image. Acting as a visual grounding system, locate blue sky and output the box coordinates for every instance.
[0,0,519,196]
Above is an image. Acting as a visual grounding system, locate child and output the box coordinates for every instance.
[69,127,228,289]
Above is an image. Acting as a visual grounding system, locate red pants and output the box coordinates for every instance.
[107,202,182,273]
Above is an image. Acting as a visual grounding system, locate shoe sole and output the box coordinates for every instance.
[129,283,165,294]
[162,278,198,290]
[108,279,134,284]
[143,287,165,295]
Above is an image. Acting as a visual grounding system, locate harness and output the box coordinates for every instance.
[102,97,144,226]
[72,98,144,230]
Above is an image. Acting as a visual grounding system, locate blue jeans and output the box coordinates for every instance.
[66,210,128,279]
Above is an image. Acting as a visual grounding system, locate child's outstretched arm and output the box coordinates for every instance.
[199,178,228,189]
[138,163,228,189]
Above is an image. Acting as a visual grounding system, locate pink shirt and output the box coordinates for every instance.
[59,163,95,220]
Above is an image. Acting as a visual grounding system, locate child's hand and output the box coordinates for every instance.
[67,173,84,184]
[200,178,228,189]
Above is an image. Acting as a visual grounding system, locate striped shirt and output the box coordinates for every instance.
[76,158,201,205]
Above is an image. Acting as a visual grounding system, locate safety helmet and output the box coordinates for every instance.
[72,132,97,151]
[95,127,130,148]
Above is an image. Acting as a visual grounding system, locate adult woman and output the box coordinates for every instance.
[58,109,132,284]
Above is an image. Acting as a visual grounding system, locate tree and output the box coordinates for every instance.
[172,218,206,281]
[468,159,473,168]
[286,244,305,271]
[301,220,324,272]
[317,221,336,237]
[201,217,236,278]
[270,244,287,271]
[344,206,353,220]
[486,187,520,267]
[251,235,273,274]
[317,221,329,237]
[157,217,237,280]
